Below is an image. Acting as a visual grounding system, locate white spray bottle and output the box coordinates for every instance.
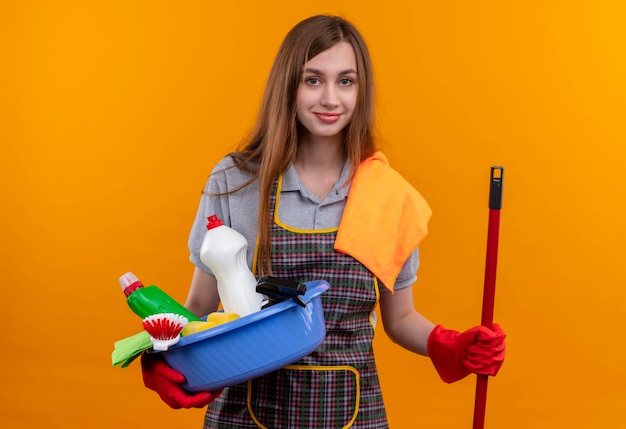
[199,214,264,317]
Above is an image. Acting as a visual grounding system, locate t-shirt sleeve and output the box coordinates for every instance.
[383,247,420,292]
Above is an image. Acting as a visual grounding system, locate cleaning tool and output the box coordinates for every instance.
[119,272,201,322]
[473,166,504,429]
[334,151,431,291]
[199,214,264,316]
[112,331,152,367]
[256,276,307,308]
[142,313,189,351]
[181,312,240,336]
[156,280,329,393]
[112,273,201,367]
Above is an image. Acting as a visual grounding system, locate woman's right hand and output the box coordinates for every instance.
[140,352,222,409]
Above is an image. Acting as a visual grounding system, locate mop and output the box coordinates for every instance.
[473,166,504,429]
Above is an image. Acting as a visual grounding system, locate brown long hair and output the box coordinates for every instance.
[219,15,377,276]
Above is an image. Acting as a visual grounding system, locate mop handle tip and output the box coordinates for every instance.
[489,166,504,210]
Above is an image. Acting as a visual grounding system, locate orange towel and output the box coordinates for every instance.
[334,152,432,292]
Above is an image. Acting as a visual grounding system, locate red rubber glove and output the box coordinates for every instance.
[427,323,506,383]
[141,352,222,409]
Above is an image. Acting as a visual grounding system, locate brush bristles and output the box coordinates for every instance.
[142,313,189,340]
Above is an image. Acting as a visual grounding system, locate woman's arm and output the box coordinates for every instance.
[378,286,435,356]
[380,285,506,383]
[184,266,220,318]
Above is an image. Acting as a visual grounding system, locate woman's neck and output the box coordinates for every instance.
[294,132,346,200]
[295,129,346,170]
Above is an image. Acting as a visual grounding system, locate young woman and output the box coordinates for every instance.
[141,15,506,428]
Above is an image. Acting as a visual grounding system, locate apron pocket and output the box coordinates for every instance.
[248,365,360,429]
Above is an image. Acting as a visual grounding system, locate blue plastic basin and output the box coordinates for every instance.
[158,280,329,392]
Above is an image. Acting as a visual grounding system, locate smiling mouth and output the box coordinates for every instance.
[314,113,341,123]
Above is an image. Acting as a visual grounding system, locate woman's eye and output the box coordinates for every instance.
[339,78,354,86]
[306,77,321,85]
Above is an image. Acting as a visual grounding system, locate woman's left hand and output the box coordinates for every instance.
[427,324,506,383]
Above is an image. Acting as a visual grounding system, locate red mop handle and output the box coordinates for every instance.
[473,166,504,429]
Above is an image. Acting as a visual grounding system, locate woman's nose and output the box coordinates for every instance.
[320,85,339,109]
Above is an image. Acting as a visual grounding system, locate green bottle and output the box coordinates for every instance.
[119,272,201,321]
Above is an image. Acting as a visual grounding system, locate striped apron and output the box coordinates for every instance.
[203,176,388,428]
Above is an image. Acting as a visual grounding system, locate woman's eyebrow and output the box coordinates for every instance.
[303,67,357,75]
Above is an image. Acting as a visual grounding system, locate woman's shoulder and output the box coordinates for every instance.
[211,154,238,172]
[208,154,258,189]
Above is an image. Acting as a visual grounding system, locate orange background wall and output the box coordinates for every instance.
[1,1,625,428]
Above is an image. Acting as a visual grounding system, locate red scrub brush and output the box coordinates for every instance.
[142,313,189,351]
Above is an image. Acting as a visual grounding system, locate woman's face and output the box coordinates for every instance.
[296,41,358,141]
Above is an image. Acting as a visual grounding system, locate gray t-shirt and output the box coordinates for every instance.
[188,155,419,291]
